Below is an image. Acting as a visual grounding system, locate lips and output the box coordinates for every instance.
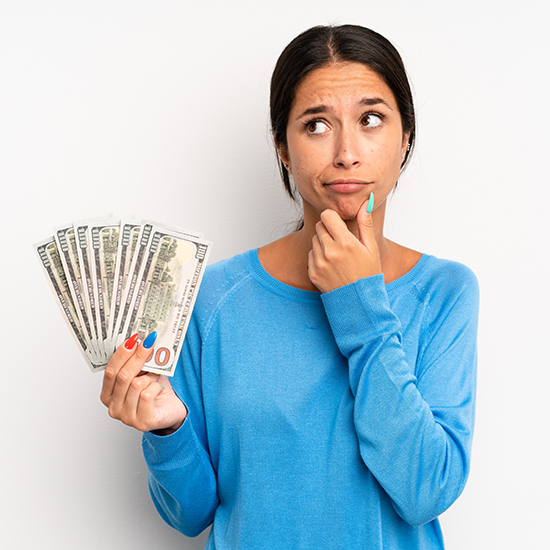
[324,179,372,193]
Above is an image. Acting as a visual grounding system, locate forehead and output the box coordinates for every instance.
[292,62,397,112]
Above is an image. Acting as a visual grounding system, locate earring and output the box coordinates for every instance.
[284,163,290,170]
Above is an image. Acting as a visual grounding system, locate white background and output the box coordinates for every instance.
[1,1,548,548]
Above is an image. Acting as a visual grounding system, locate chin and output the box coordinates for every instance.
[304,196,364,223]
[331,199,364,220]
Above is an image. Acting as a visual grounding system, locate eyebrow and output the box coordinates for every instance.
[295,97,393,120]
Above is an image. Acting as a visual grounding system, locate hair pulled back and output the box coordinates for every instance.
[270,24,416,201]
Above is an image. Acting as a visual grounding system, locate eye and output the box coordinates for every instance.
[360,113,384,128]
[306,120,330,134]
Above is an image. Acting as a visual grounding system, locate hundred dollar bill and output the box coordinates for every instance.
[107,220,142,355]
[54,224,101,363]
[111,222,154,351]
[34,238,107,372]
[115,224,211,376]
[88,219,120,356]
[74,220,106,360]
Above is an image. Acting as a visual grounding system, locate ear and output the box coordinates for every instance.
[276,141,291,172]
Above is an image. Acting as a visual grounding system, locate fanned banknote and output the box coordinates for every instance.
[54,224,103,364]
[35,219,211,376]
[107,220,142,354]
[87,218,120,358]
[35,237,107,371]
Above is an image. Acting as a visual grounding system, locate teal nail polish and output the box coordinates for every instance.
[143,331,157,349]
[366,192,374,213]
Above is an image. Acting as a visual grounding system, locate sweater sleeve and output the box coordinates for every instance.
[141,313,219,537]
[320,266,479,526]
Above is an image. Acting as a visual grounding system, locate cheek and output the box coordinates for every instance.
[289,147,321,177]
[375,142,403,173]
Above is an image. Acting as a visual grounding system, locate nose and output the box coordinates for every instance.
[333,126,361,168]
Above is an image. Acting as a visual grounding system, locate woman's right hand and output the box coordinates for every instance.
[100,332,187,434]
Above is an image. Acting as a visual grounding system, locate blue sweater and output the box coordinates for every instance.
[142,249,479,549]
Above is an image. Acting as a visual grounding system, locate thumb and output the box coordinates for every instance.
[356,192,376,247]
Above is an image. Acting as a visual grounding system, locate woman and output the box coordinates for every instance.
[101,25,479,549]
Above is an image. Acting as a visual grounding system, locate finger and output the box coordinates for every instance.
[122,372,161,428]
[314,219,334,251]
[356,192,376,247]
[101,333,139,406]
[135,379,165,429]
[310,232,325,265]
[109,331,158,417]
[319,209,349,240]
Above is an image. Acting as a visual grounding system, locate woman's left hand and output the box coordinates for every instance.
[308,196,382,293]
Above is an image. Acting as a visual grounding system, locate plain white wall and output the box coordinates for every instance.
[1,1,548,548]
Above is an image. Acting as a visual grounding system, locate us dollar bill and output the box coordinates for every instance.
[74,221,104,359]
[111,222,154,351]
[54,224,101,363]
[116,224,211,376]
[107,220,141,354]
[34,238,107,372]
[89,219,120,356]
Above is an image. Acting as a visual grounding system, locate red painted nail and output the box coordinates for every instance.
[124,333,139,350]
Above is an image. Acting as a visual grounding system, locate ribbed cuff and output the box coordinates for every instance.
[142,414,199,469]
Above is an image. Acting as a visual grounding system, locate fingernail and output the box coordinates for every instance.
[143,331,157,349]
[124,333,139,350]
[366,192,374,214]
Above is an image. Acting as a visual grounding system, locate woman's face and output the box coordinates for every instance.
[280,62,409,222]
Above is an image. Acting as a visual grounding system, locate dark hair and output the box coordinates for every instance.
[270,24,416,201]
